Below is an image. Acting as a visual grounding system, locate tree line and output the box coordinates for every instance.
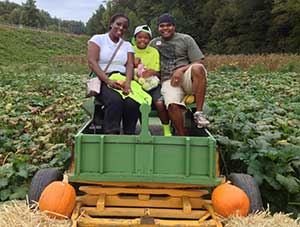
[0,0,85,34]
[1,0,300,54]
[85,0,300,54]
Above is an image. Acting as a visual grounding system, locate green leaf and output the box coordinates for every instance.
[9,186,27,200]
[0,163,15,178]
[264,175,282,190]
[231,152,249,161]
[16,166,29,178]
[0,178,9,189]
[291,160,300,175]
[247,160,264,184]
[0,189,11,201]
[276,174,300,194]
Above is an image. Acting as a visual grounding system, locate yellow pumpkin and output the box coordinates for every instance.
[39,175,76,219]
[212,183,250,218]
[183,95,195,104]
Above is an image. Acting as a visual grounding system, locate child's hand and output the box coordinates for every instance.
[142,69,155,78]
[134,58,141,68]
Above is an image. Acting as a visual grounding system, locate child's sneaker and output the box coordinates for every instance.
[162,124,172,136]
[193,111,210,128]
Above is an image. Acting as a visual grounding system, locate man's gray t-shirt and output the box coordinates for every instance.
[150,32,204,82]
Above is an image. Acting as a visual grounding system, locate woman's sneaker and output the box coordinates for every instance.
[193,111,210,128]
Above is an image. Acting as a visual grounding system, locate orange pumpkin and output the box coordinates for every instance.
[212,183,250,218]
[39,175,76,219]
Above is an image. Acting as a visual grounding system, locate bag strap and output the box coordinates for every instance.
[103,40,124,73]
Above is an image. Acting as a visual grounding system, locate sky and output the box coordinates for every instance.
[6,0,105,23]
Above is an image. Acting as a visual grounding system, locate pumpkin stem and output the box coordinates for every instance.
[63,174,69,183]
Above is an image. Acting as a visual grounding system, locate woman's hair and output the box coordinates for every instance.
[109,13,130,29]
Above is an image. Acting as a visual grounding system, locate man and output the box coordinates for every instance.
[150,13,209,136]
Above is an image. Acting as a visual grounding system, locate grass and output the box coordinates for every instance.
[2,24,300,74]
[0,25,88,66]
[204,54,300,73]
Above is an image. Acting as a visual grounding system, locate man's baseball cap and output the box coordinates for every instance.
[134,25,152,38]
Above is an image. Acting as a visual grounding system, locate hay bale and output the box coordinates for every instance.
[224,210,300,227]
[0,200,299,227]
[0,200,71,227]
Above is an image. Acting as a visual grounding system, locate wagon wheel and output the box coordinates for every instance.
[228,173,263,213]
[28,168,63,206]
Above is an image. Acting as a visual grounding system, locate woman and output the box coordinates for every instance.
[87,13,139,134]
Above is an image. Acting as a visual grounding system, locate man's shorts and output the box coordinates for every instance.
[161,64,206,109]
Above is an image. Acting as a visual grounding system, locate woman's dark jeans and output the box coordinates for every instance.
[96,83,140,134]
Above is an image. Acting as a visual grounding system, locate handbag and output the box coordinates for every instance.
[86,73,100,97]
[86,40,124,97]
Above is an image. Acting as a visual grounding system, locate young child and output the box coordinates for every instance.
[133,25,171,136]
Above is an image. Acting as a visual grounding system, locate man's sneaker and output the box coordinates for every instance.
[193,111,210,128]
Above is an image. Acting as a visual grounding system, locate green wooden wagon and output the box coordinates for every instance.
[28,100,263,227]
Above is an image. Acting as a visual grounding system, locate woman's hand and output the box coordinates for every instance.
[107,79,131,95]
[122,81,132,95]
[170,69,184,87]
[106,79,123,90]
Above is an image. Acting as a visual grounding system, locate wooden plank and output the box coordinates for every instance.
[77,217,221,227]
[203,203,218,220]
[71,201,82,227]
[82,207,207,219]
[132,225,158,227]
[96,194,105,211]
[79,186,208,198]
[69,179,210,188]
[138,194,150,201]
[182,196,192,213]
[156,219,222,227]
[78,217,140,227]
[198,212,211,223]
[80,194,209,209]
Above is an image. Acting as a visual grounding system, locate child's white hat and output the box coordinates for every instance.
[134,25,152,38]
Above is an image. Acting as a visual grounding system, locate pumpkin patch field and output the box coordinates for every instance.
[0,69,87,200]
[0,65,300,217]
[206,71,300,216]
[1,65,299,219]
